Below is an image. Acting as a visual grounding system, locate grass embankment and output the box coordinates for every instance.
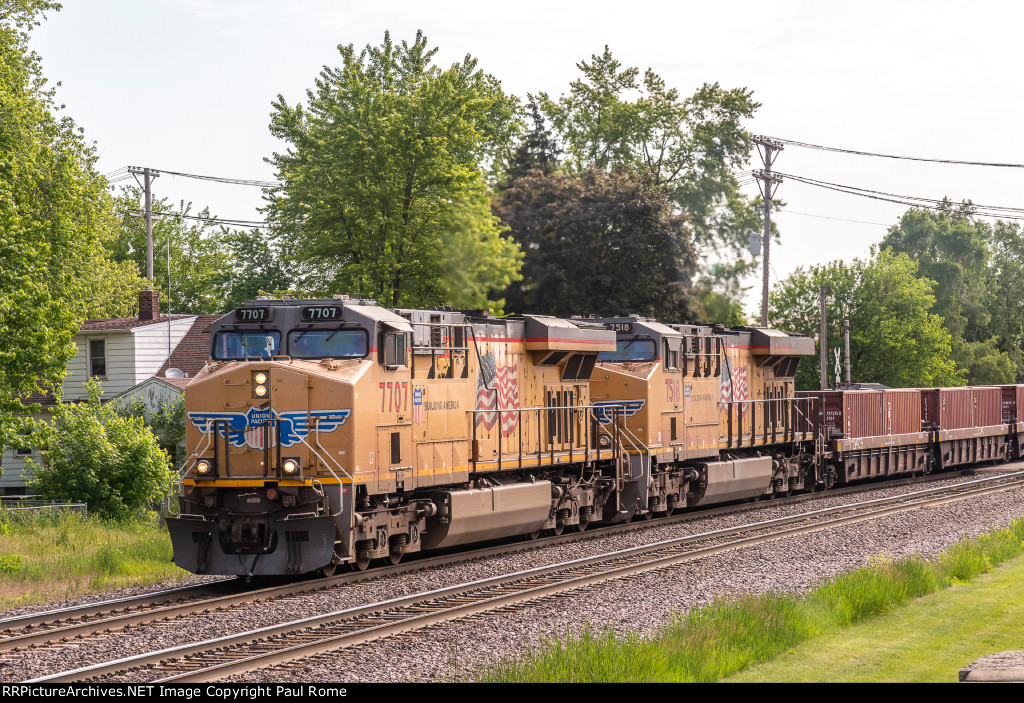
[483,518,1024,683]
[0,508,186,609]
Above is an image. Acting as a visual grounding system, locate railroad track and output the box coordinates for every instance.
[26,469,1024,683]
[0,466,996,655]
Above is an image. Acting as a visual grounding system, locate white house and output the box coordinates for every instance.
[1,291,217,495]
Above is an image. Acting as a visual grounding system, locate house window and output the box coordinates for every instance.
[89,339,107,377]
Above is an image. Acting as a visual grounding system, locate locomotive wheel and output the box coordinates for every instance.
[387,551,403,566]
[318,563,337,577]
[662,506,675,517]
[549,523,564,536]
[527,529,542,540]
[352,554,372,571]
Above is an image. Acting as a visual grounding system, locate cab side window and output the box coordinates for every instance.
[663,338,681,371]
[383,332,408,368]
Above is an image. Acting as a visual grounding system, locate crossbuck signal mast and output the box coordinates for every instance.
[753,136,784,327]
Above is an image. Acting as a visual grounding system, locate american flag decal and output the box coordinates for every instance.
[719,356,749,404]
[475,353,520,437]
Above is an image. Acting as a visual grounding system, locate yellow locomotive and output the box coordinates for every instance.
[167,297,815,576]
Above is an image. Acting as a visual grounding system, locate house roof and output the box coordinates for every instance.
[79,314,194,332]
[109,375,190,400]
[156,314,220,379]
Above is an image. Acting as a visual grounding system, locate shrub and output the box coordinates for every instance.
[29,379,173,520]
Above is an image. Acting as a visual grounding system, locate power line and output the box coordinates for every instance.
[120,210,268,230]
[776,171,1024,222]
[779,209,891,227]
[770,137,1024,169]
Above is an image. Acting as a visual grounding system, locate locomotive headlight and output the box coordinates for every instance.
[252,371,269,398]
[196,459,212,475]
[282,458,299,474]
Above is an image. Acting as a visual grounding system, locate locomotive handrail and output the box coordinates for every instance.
[722,396,817,449]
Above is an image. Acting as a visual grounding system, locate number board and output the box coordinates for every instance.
[235,307,271,322]
[301,305,343,321]
[607,322,634,333]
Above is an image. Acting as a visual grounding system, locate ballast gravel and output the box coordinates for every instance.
[1,468,1023,683]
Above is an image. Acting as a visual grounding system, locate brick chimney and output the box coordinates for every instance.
[138,289,161,321]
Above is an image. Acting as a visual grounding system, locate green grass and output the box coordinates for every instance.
[481,517,1024,682]
[0,508,188,609]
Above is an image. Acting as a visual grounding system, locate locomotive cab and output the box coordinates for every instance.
[168,296,412,577]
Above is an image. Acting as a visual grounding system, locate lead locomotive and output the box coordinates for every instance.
[169,296,1020,577]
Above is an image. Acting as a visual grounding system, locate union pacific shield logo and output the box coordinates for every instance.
[188,407,351,449]
[592,400,646,424]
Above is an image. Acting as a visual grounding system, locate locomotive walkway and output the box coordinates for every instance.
[17,470,1024,683]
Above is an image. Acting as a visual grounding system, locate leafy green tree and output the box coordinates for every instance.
[880,204,1015,383]
[537,47,762,306]
[110,187,232,314]
[770,249,963,390]
[29,380,172,520]
[502,97,561,183]
[116,394,187,470]
[495,169,696,319]
[222,228,291,310]
[266,30,523,309]
[0,1,143,451]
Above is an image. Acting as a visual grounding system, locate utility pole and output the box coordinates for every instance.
[128,167,160,281]
[819,285,828,390]
[753,136,783,327]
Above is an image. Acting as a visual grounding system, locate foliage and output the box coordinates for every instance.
[502,97,561,183]
[881,204,1019,383]
[0,0,145,449]
[495,169,696,319]
[536,47,762,308]
[484,518,1024,683]
[435,184,521,314]
[28,379,172,520]
[0,508,181,607]
[221,228,291,310]
[109,187,234,314]
[116,394,187,469]
[770,248,963,390]
[266,30,523,310]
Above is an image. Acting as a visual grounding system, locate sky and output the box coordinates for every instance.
[29,0,1024,316]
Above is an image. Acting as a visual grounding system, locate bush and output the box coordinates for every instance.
[29,379,173,520]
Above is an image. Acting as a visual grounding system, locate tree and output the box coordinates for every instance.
[0,1,144,451]
[495,169,697,320]
[117,394,187,470]
[502,96,561,183]
[221,228,292,310]
[29,380,172,520]
[770,249,963,390]
[266,31,523,309]
[110,187,232,314]
[537,47,762,306]
[881,204,1016,383]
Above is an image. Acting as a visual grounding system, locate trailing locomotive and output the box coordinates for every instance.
[165,296,1024,577]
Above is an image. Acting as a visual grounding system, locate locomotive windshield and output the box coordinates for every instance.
[213,331,281,360]
[597,337,657,362]
[288,329,368,359]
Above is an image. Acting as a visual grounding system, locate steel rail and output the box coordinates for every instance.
[29,471,1024,683]
[4,467,1015,654]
